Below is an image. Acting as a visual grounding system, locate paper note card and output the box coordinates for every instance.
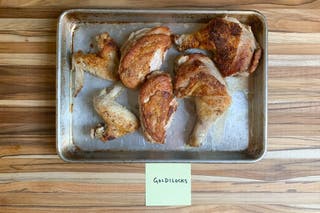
[145,163,191,206]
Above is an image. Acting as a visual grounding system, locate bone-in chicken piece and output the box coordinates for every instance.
[91,83,139,142]
[174,17,261,77]
[139,72,178,144]
[119,26,172,89]
[72,33,119,97]
[174,54,231,147]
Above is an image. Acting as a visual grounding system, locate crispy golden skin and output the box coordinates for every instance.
[175,54,227,98]
[119,27,172,89]
[139,72,178,144]
[174,17,261,77]
[174,54,231,147]
[72,33,119,97]
[91,83,139,142]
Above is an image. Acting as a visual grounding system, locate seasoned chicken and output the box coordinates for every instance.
[174,54,231,147]
[119,26,172,89]
[174,17,261,77]
[72,33,119,97]
[91,83,139,142]
[139,71,178,144]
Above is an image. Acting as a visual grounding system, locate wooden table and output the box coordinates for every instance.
[0,1,319,212]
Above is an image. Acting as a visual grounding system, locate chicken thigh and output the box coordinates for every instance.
[174,54,231,147]
[72,33,119,96]
[139,72,178,144]
[174,17,261,77]
[119,26,172,89]
[91,83,139,142]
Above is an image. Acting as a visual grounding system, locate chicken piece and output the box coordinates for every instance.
[174,17,261,77]
[72,33,119,97]
[119,26,172,89]
[174,54,231,147]
[139,71,178,144]
[91,83,139,142]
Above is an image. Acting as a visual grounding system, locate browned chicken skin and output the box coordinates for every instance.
[72,33,119,97]
[119,27,172,89]
[175,54,227,98]
[174,54,231,147]
[91,83,139,142]
[139,71,178,144]
[174,17,261,77]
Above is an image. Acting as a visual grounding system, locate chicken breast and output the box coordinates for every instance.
[174,54,231,147]
[139,71,178,144]
[72,33,119,97]
[91,83,139,142]
[174,17,261,77]
[119,26,172,89]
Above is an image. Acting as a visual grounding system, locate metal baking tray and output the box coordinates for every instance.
[56,9,267,163]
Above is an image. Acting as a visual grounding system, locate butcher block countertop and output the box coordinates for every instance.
[0,1,320,212]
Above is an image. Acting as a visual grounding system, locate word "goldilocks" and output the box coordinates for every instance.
[153,177,188,184]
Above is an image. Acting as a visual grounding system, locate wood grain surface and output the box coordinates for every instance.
[0,0,320,212]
